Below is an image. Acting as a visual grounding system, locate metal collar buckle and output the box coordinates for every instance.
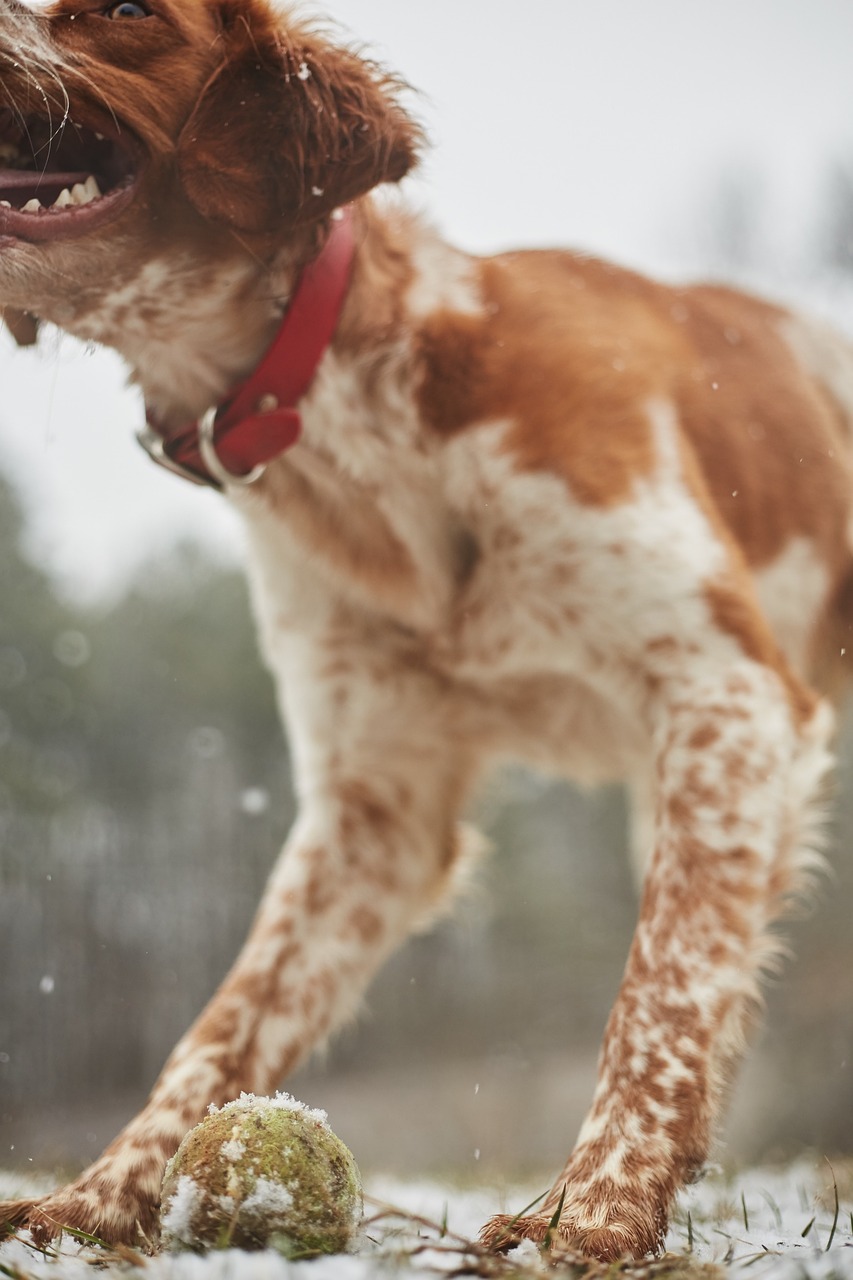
[136,423,213,488]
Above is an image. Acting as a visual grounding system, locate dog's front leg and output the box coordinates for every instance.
[1,647,472,1246]
[483,658,831,1262]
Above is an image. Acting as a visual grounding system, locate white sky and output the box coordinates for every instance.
[2,0,853,601]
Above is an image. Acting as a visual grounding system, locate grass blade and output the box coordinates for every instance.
[825,1160,839,1251]
[56,1224,112,1250]
[542,1183,567,1253]
[759,1189,782,1231]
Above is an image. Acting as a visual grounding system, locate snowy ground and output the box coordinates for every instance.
[2,1161,852,1280]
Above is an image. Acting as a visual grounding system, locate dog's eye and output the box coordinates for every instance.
[105,1,150,16]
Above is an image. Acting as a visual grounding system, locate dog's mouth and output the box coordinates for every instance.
[0,107,141,243]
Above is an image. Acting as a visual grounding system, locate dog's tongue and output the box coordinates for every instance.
[0,169,93,208]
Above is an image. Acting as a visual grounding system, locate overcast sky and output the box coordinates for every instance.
[2,0,853,601]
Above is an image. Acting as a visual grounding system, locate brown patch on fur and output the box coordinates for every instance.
[416,254,661,506]
[416,252,853,603]
[688,723,721,751]
[303,863,337,917]
[346,904,384,945]
[334,779,401,890]
[675,285,853,576]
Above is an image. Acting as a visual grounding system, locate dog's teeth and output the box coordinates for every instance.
[70,176,102,207]
[22,197,42,212]
[0,199,11,208]
[53,187,74,208]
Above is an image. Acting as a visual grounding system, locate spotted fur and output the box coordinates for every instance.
[1,0,851,1262]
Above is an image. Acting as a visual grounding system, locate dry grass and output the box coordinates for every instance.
[1,1161,852,1280]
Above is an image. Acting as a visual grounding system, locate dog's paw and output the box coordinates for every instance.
[480,1203,664,1264]
[0,1184,158,1248]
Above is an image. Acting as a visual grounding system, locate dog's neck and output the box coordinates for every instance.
[138,210,357,488]
[49,197,472,465]
[60,200,414,436]
[111,250,304,431]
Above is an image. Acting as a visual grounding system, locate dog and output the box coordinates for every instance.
[2,0,852,1262]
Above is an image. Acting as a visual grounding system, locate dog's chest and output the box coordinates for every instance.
[238,409,648,788]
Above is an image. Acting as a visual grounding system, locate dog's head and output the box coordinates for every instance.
[0,0,421,336]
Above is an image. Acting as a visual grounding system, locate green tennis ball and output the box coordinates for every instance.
[159,1093,363,1257]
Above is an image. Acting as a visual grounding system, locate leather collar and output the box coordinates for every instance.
[138,207,356,490]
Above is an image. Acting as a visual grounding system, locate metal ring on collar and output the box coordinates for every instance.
[198,407,267,487]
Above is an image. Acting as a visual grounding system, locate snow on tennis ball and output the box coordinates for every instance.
[159,1092,363,1256]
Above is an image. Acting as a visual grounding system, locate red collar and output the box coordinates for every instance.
[138,207,356,489]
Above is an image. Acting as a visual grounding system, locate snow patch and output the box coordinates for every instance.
[1,1164,852,1277]
[160,1173,204,1246]
[241,1175,294,1219]
[507,1237,547,1272]
[208,1090,329,1127]
[220,1138,245,1163]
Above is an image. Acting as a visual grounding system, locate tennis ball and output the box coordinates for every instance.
[159,1092,362,1256]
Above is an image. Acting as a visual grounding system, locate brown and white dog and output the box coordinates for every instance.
[2,0,853,1262]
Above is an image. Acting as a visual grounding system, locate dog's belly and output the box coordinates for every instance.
[451,667,647,786]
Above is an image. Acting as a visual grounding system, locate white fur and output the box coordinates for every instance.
[405,227,483,319]
[754,536,832,672]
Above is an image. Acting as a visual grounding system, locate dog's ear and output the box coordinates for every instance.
[177,12,423,234]
[1,308,39,347]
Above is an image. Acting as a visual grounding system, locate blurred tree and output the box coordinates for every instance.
[0,472,92,816]
[84,541,287,812]
[821,158,853,277]
[0,480,293,1114]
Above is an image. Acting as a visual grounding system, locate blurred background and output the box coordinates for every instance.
[1,0,853,1184]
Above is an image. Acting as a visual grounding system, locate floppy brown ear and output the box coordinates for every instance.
[177,13,423,234]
